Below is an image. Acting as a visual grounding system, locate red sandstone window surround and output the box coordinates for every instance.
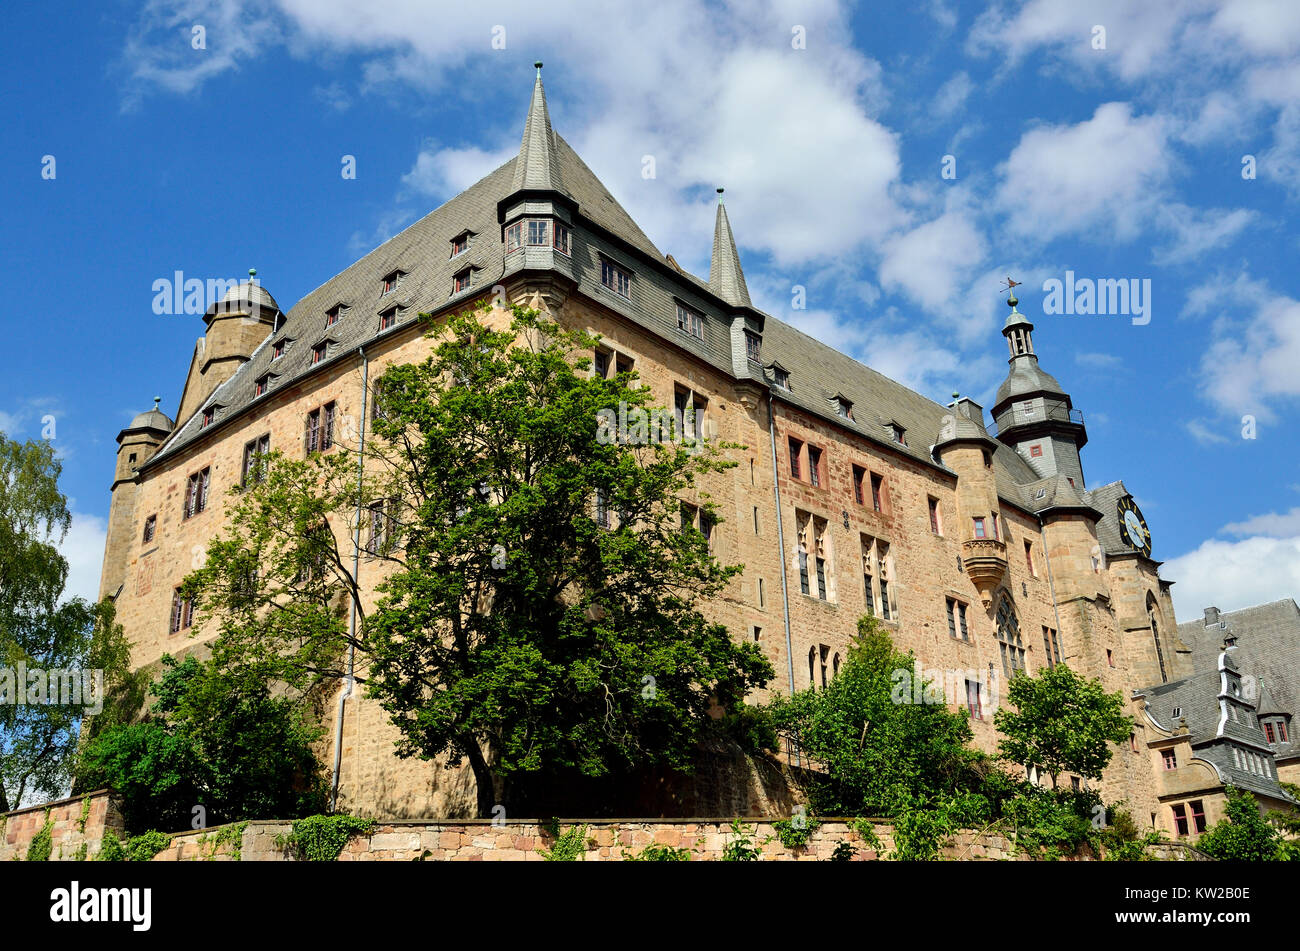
[929,496,941,534]
[183,467,210,519]
[972,517,986,539]
[142,514,157,544]
[788,437,803,480]
[1162,749,1176,771]
[1190,800,1206,834]
[870,473,883,512]
[852,465,866,505]
[1171,804,1189,836]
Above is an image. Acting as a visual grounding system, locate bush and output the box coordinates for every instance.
[539,821,591,861]
[1001,786,1098,860]
[1197,786,1285,862]
[98,829,171,862]
[622,842,692,861]
[279,815,375,862]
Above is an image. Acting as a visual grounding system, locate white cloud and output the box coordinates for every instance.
[1222,506,1300,537]
[1151,204,1255,264]
[878,207,987,312]
[931,71,974,120]
[1075,351,1122,368]
[401,143,515,201]
[59,511,108,605]
[1164,535,1300,620]
[1184,419,1231,445]
[995,102,1173,244]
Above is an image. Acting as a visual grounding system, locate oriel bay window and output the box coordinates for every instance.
[996,596,1025,676]
[861,534,892,619]
[796,510,830,601]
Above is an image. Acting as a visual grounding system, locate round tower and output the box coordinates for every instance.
[991,294,1089,488]
[99,399,173,600]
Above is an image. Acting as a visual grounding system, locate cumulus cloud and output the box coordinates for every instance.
[1164,535,1300,620]
[59,511,108,605]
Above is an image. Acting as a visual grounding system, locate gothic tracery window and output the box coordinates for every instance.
[996,596,1025,677]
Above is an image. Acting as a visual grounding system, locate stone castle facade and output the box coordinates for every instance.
[100,67,1205,826]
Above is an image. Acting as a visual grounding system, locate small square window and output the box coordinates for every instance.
[553,223,570,255]
[1162,749,1176,770]
[379,307,399,331]
[325,304,347,328]
[772,366,789,390]
[676,303,704,339]
[745,330,761,364]
[255,375,270,397]
[1029,444,1043,458]
[601,259,631,299]
[527,219,549,246]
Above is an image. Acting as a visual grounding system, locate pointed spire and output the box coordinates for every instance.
[510,61,563,193]
[709,188,751,307]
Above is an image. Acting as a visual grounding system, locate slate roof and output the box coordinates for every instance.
[1179,599,1300,763]
[1140,650,1291,800]
[146,71,1143,539]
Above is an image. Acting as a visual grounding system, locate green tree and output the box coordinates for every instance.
[994,663,1132,789]
[76,654,327,831]
[1197,785,1287,862]
[765,617,988,817]
[0,434,138,812]
[182,304,772,817]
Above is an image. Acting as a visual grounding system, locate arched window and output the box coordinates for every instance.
[808,647,816,687]
[996,596,1025,677]
[1148,594,1167,683]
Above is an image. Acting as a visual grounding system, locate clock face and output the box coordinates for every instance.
[1117,496,1152,557]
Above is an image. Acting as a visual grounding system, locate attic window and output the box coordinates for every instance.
[450,233,470,257]
[601,259,631,299]
[1172,706,1182,719]
[380,270,405,297]
[272,339,288,360]
[834,396,853,420]
[379,306,404,331]
[890,423,906,445]
[1034,488,1047,500]
[325,304,348,328]
[453,269,472,294]
[312,343,327,365]
[676,303,704,340]
[554,223,571,255]
[201,407,215,428]
[744,330,761,364]
[771,366,789,390]
[255,375,270,397]
[527,219,549,246]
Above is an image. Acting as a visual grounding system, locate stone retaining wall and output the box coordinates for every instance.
[0,789,124,862]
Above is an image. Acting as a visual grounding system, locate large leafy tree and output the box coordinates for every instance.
[994,662,1132,788]
[0,434,138,812]
[183,304,772,816]
[765,616,988,817]
[1196,784,1288,862]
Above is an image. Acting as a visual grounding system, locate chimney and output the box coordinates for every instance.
[1204,606,1220,627]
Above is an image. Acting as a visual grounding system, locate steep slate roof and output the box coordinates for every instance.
[148,72,1131,533]
[1141,651,1290,800]
[1179,599,1300,763]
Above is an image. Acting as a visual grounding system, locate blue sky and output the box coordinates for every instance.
[1,0,1297,618]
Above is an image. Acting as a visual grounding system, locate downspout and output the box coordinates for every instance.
[331,346,369,812]
[1037,514,1065,651]
[767,389,802,770]
[767,390,795,698]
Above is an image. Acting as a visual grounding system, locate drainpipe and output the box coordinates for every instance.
[767,390,795,698]
[1037,514,1065,651]
[331,346,369,812]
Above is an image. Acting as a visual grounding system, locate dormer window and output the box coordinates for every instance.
[450,232,470,257]
[325,304,348,328]
[379,306,404,331]
[255,375,270,397]
[890,423,906,445]
[312,343,328,365]
[201,407,215,428]
[452,269,472,294]
[833,395,853,420]
[380,270,405,297]
[527,219,549,246]
[600,259,631,299]
[272,338,289,361]
[770,364,789,390]
[676,303,704,339]
[745,330,761,364]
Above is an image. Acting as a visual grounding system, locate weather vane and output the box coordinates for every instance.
[1001,276,1021,293]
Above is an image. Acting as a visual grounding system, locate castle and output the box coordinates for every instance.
[97,66,1278,832]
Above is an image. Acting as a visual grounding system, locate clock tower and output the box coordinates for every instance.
[991,294,1090,488]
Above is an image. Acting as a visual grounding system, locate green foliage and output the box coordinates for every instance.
[539,821,591,861]
[994,664,1132,788]
[622,842,693,861]
[1100,808,1162,861]
[0,434,142,812]
[76,654,328,832]
[1001,785,1100,860]
[829,840,857,861]
[765,618,986,817]
[721,819,766,861]
[771,813,821,849]
[1197,785,1288,862]
[25,811,53,862]
[75,794,91,833]
[888,794,962,861]
[185,303,772,817]
[197,821,248,861]
[97,828,171,862]
[851,818,884,853]
[280,815,375,862]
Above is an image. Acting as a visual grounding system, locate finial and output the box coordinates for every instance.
[248,268,257,280]
[153,396,161,411]
[534,60,543,76]
[1001,275,1021,310]
[717,187,725,204]
[952,391,960,400]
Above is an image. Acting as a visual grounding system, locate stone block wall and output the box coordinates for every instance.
[0,789,125,862]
